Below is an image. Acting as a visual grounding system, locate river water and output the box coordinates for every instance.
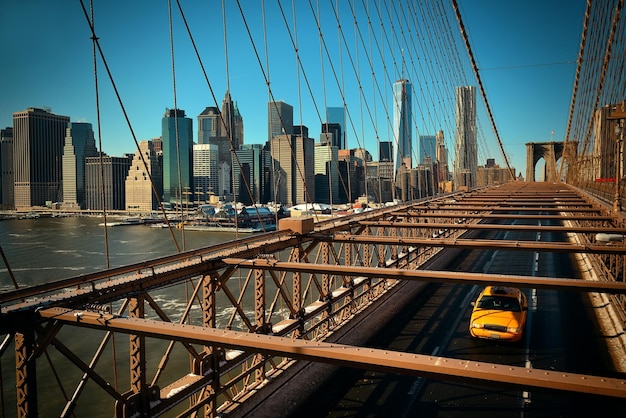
[0,215,248,416]
[0,215,234,288]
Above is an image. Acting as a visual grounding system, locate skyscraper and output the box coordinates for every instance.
[193,143,219,203]
[12,107,70,208]
[325,106,346,149]
[62,122,98,209]
[197,106,220,144]
[220,90,244,150]
[392,79,412,183]
[338,149,366,204]
[233,144,269,205]
[268,101,293,141]
[125,140,162,212]
[86,154,133,211]
[270,126,314,206]
[321,122,342,149]
[0,127,13,209]
[435,130,450,187]
[453,86,477,190]
[198,107,230,197]
[162,108,193,203]
[198,91,244,197]
[314,142,339,204]
[379,141,392,162]
[419,135,436,165]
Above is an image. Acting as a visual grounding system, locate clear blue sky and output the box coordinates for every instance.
[0,0,586,178]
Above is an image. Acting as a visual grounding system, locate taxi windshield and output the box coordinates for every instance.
[477,296,521,312]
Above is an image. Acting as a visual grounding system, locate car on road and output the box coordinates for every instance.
[469,286,528,342]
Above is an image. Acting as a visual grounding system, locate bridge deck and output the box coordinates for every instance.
[1,182,625,417]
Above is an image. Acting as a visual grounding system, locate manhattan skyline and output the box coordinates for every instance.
[0,1,587,175]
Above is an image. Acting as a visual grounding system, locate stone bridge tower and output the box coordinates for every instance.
[525,141,578,182]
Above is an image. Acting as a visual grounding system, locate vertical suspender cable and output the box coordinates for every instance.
[90,2,110,269]
[307,0,352,204]
[261,0,280,226]
[222,0,240,237]
[78,0,181,253]
[336,0,352,204]
[168,0,185,250]
[88,0,119,396]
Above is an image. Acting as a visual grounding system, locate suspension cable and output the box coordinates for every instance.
[451,0,514,181]
[168,0,187,251]
[78,0,181,253]
[560,0,592,181]
[89,0,110,269]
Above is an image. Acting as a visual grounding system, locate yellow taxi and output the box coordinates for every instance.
[469,286,528,342]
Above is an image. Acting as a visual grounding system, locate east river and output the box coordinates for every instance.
[0,215,234,288]
[0,215,247,417]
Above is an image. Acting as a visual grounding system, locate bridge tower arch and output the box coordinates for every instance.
[525,141,577,182]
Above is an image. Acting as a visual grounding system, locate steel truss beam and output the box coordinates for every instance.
[323,234,626,255]
[390,212,615,221]
[0,231,301,307]
[3,182,625,415]
[405,206,600,213]
[221,258,626,295]
[15,330,37,418]
[36,307,626,399]
[359,221,626,234]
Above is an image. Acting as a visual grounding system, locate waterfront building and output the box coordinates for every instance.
[85,154,132,211]
[193,143,219,204]
[0,127,13,209]
[314,142,339,205]
[12,107,70,208]
[325,106,346,149]
[62,122,98,209]
[270,125,314,206]
[233,143,270,205]
[197,92,244,197]
[453,86,477,190]
[162,108,193,203]
[392,79,413,186]
[268,101,293,142]
[125,140,162,212]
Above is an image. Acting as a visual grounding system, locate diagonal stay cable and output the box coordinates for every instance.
[77,0,181,252]
[451,0,515,181]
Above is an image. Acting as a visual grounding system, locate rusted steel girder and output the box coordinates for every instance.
[391,212,615,221]
[36,307,626,399]
[405,206,600,213]
[322,235,626,255]
[291,245,304,337]
[0,230,300,307]
[15,330,37,418]
[359,221,626,234]
[221,258,626,295]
